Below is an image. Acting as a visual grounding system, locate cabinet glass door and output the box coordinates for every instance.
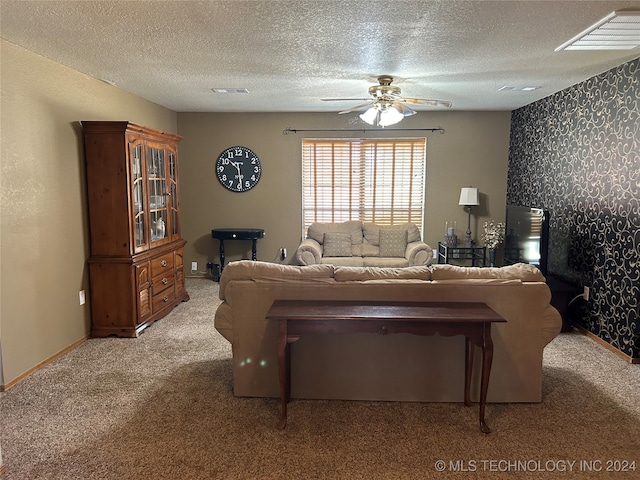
[148,145,168,245]
[169,150,179,238]
[130,141,147,250]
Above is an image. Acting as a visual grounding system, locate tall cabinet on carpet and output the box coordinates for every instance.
[82,121,189,337]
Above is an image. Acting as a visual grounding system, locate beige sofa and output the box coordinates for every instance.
[214,261,562,403]
[296,220,433,267]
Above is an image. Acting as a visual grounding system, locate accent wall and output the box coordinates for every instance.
[507,57,639,360]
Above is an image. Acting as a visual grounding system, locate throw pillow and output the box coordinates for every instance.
[379,229,407,257]
[323,232,352,257]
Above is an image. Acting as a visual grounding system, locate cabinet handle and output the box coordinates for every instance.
[163,296,169,302]
[162,278,168,285]
[160,260,167,267]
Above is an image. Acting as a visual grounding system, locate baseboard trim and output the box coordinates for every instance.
[574,326,639,364]
[0,335,89,391]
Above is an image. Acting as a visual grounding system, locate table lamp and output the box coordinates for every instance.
[459,187,480,245]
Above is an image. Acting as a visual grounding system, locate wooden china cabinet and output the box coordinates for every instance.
[82,121,189,337]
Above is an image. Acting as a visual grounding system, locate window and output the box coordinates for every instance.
[302,138,426,233]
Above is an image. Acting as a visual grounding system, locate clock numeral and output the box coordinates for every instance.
[220,158,230,165]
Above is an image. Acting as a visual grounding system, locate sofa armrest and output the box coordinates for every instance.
[541,304,562,348]
[405,241,434,266]
[296,238,323,265]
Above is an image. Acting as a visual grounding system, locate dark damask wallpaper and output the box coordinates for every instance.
[507,57,639,359]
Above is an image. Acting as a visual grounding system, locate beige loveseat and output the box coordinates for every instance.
[214,261,562,403]
[295,220,433,267]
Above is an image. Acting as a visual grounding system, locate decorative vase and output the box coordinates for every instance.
[155,217,166,239]
[488,248,496,267]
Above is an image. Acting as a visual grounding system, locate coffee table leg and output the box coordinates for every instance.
[277,320,289,429]
[479,324,494,434]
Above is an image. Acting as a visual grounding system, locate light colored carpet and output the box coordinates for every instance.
[1,278,639,479]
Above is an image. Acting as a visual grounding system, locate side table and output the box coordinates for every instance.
[266,299,506,433]
[211,228,265,270]
[437,242,486,267]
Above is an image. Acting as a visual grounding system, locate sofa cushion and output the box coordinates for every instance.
[363,257,410,267]
[218,261,335,299]
[307,220,363,245]
[379,229,407,257]
[334,265,431,281]
[321,256,365,267]
[361,243,380,257]
[430,262,546,282]
[363,222,421,245]
[323,233,352,257]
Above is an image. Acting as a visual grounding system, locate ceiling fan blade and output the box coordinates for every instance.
[392,101,416,117]
[338,101,375,114]
[402,98,453,108]
[321,98,371,102]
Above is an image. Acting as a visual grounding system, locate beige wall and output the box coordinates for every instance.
[0,39,511,388]
[177,111,511,270]
[0,40,177,386]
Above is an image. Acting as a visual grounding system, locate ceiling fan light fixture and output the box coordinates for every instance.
[378,106,404,127]
[359,103,405,127]
[359,106,380,125]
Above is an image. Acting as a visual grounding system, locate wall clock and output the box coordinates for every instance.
[216,146,262,192]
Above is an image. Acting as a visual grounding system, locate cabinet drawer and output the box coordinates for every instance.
[152,287,176,312]
[151,252,174,276]
[152,272,175,295]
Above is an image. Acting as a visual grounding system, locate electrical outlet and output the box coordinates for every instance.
[191,261,198,271]
[79,290,86,305]
[583,286,590,301]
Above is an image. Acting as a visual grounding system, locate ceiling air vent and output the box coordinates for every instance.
[211,88,249,94]
[499,86,538,92]
[556,10,640,51]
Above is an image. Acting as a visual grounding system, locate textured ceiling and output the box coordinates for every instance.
[1,0,639,113]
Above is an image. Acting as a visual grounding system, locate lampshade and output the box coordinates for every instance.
[458,187,479,206]
[378,106,404,126]
[359,107,379,125]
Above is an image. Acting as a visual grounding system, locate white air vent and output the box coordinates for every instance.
[211,88,249,94]
[556,10,640,51]
[499,86,538,92]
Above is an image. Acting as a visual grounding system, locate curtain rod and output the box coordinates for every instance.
[283,126,445,135]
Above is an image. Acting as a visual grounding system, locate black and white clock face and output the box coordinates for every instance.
[216,146,262,192]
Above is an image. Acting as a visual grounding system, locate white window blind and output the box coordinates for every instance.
[302,138,426,233]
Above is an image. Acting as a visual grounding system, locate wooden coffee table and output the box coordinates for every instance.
[265,300,506,434]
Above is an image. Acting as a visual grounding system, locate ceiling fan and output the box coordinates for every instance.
[321,75,452,126]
